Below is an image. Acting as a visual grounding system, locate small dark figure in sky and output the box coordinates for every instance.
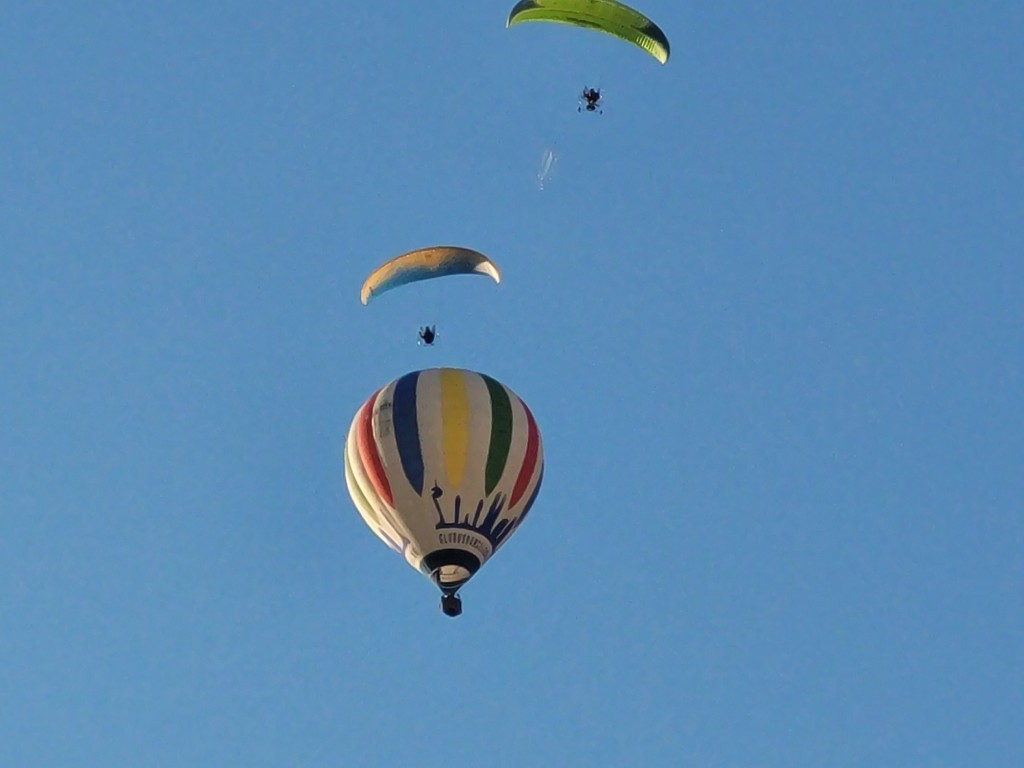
[579,87,602,113]
[418,325,437,345]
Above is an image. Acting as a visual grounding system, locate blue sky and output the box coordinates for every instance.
[2,2,1022,765]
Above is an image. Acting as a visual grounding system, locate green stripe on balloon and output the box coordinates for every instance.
[482,374,513,495]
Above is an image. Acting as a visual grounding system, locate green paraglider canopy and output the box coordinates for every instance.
[506,0,670,65]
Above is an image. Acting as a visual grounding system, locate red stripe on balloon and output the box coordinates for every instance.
[356,388,393,508]
[509,401,540,508]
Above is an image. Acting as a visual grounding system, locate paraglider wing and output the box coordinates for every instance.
[506,0,670,64]
[344,368,544,601]
[360,246,501,305]
[537,147,558,189]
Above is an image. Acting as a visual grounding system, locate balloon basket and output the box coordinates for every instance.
[440,594,463,617]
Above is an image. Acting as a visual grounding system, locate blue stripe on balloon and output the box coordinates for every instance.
[392,371,424,496]
[519,465,543,524]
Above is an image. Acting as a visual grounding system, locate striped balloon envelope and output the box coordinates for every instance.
[344,368,544,616]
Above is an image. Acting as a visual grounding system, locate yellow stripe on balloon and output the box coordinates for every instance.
[439,369,470,487]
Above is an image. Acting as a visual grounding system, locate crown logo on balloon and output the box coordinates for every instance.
[430,484,527,550]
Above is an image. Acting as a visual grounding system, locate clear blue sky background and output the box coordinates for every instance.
[2,2,1022,765]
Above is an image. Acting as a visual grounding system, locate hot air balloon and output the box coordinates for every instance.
[345,368,544,616]
[506,0,671,65]
[360,246,501,305]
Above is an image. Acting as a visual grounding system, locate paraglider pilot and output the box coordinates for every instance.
[579,87,602,113]
[418,325,437,345]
